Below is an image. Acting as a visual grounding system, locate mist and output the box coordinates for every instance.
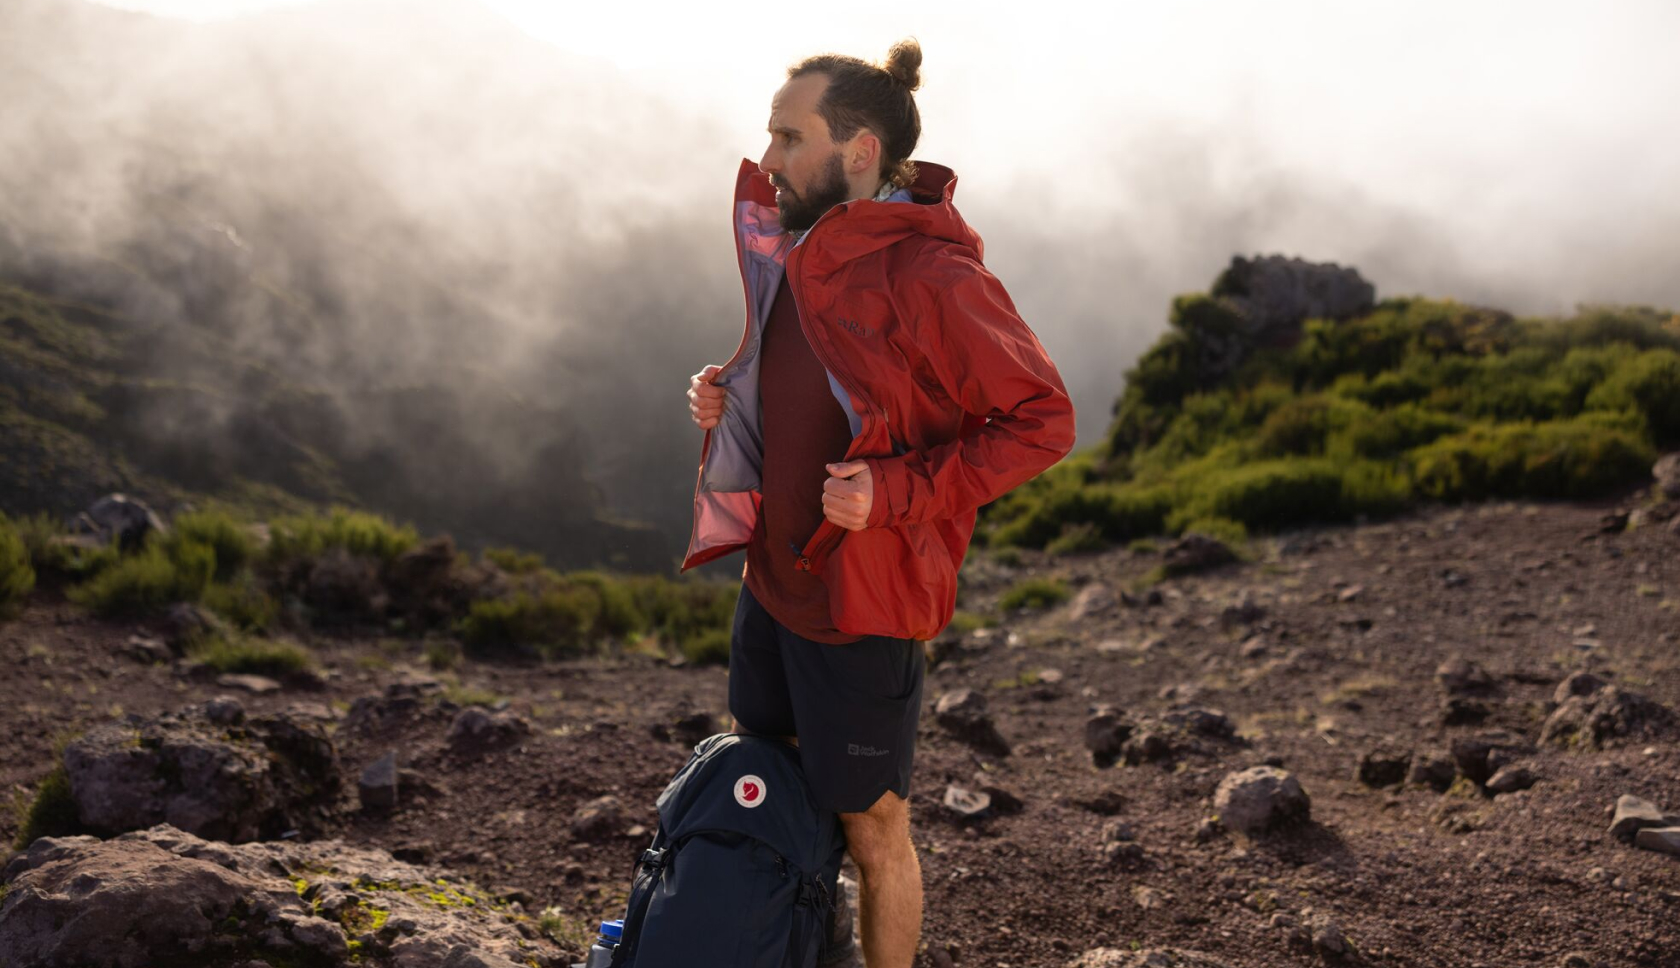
[4,0,1677,575]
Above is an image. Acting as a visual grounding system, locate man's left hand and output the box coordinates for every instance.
[822,461,873,531]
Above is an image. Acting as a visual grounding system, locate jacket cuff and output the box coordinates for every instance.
[863,457,894,528]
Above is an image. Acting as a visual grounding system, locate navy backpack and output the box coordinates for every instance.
[608,732,849,968]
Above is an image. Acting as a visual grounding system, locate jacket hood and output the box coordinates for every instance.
[733,157,985,269]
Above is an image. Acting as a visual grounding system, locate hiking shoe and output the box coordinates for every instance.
[818,873,859,966]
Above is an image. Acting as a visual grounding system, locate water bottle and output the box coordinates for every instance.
[582,919,624,968]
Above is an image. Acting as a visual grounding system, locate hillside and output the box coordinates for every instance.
[2,494,1678,966]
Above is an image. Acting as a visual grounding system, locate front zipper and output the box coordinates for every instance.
[784,224,889,574]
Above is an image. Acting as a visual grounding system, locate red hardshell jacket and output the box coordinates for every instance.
[680,158,1077,641]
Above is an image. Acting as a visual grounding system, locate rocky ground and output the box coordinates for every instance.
[3,497,1679,968]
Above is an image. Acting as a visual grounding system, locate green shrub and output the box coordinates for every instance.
[171,509,257,581]
[66,537,214,617]
[1584,349,1680,445]
[483,546,545,575]
[997,577,1069,611]
[201,573,279,632]
[946,610,994,635]
[1174,516,1248,547]
[457,585,602,658]
[1178,460,1347,531]
[567,570,645,640]
[626,577,737,653]
[0,512,35,616]
[1410,417,1654,501]
[187,632,314,676]
[423,636,463,670]
[11,511,117,583]
[679,628,731,666]
[1327,404,1464,460]
[1256,397,1333,457]
[266,506,418,566]
[989,483,1173,549]
[1045,521,1108,556]
[13,764,78,848]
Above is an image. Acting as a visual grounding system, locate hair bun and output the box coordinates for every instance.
[883,38,922,91]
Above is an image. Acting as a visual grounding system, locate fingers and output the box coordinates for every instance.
[688,365,727,429]
[821,498,867,531]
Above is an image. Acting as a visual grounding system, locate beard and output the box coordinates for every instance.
[772,151,850,233]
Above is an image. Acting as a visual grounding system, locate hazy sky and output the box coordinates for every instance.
[97,0,1680,294]
[72,0,1680,463]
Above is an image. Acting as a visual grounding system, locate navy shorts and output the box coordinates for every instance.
[726,582,925,815]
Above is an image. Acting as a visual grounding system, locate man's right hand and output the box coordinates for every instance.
[688,364,726,430]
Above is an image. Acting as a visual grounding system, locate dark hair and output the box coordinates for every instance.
[787,39,922,189]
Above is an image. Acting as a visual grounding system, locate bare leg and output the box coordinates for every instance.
[839,790,921,968]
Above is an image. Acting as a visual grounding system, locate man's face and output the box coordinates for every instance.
[760,73,853,233]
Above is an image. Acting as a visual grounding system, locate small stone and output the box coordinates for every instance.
[934,690,1010,756]
[1631,825,1680,858]
[1486,764,1538,795]
[1356,747,1411,788]
[942,785,991,819]
[1312,920,1348,955]
[1336,584,1364,603]
[1607,794,1679,842]
[570,795,623,841]
[1069,583,1118,621]
[1436,656,1493,695]
[1554,672,1606,704]
[358,751,400,813]
[202,695,246,726]
[216,674,282,694]
[1214,766,1311,836]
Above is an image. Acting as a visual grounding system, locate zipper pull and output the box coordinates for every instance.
[795,556,812,571]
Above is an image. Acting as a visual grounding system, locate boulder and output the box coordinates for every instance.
[58,701,339,843]
[1486,764,1539,795]
[0,824,558,968]
[71,493,166,553]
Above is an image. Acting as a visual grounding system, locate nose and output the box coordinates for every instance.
[759,143,781,180]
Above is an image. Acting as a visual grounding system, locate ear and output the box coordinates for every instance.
[848,130,881,176]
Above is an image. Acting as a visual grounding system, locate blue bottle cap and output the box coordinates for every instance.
[600,919,625,941]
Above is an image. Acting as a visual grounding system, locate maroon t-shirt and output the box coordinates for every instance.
[742,273,863,644]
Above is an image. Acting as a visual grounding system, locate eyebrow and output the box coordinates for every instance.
[768,125,802,137]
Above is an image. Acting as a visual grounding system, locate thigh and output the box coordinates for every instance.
[781,628,925,815]
[726,583,798,737]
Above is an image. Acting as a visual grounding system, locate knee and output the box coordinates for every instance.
[839,791,911,872]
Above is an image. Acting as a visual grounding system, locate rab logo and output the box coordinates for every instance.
[733,774,767,809]
[835,316,874,338]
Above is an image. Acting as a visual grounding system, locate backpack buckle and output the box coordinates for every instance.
[640,847,667,868]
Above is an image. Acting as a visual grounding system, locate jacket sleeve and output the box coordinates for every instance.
[860,252,1076,528]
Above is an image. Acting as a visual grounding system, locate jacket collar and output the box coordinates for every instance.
[732,157,985,269]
